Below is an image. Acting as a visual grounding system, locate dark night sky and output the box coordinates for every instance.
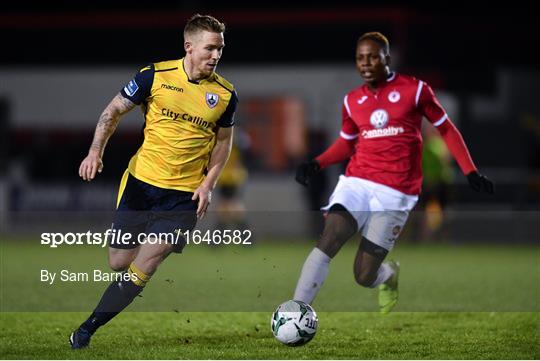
[2,2,538,93]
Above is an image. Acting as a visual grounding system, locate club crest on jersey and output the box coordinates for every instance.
[388,90,400,103]
[206,92,219,108]
[370,109,389,129]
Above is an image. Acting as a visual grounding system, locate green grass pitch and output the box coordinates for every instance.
[1,238,539,359]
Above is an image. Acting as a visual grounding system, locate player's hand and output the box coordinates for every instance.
[79,151,104,181]
[466,171,495,194]
[192,184,212,219]
[295,160,321,187]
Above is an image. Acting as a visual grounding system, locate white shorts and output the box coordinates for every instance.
[322,175,418,251]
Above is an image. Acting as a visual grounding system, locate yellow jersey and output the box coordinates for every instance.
[217,143,248,188]
[120,58,237,192]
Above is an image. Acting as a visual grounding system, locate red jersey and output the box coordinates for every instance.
[341,72,448,195]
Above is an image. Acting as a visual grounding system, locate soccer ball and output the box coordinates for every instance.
[271,300,318,346]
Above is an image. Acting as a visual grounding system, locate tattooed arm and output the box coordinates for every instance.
[79,93,136,181]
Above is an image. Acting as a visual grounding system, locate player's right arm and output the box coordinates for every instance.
[79,94,136,181]
[295,99,358,186]
[79,64,154,181]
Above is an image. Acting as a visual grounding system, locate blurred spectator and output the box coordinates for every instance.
[215,128,250,230]
[419,123,453,241]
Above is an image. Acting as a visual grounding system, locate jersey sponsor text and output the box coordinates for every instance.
[362,126,404,139]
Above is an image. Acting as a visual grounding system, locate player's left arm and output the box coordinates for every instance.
[419,82,495,194]
[192,126,234,219]
[192,90,238,218]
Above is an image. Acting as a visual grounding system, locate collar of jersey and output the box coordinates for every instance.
[179,58,217,85]
[386,71,396,82]
[363,71,397,93]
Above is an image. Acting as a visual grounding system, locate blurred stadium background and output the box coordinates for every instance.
[0,2,539,241]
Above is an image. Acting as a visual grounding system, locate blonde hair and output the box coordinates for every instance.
[184,14,225,39]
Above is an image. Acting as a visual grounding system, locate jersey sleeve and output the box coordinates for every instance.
[120,64,155,105]
[417,81,448,127]
[340,95,359,140]
[316,95,358,168]
[436,118,477,175]
[216,90,238,128]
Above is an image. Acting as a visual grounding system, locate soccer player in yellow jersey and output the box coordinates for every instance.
[70,14,238,349]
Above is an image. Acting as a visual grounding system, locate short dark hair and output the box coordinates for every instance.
[357,32,390,55]
[184,14,225,39]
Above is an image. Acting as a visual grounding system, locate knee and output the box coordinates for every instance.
[108,253,133,271]
[354,270,376,288]
[109,258,130,272]
[321,219,351,241]
[108,248,137,271]
[317,232,337,255]
[317,225,351,258]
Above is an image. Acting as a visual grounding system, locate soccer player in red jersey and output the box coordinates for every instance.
[294,32,494,313]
